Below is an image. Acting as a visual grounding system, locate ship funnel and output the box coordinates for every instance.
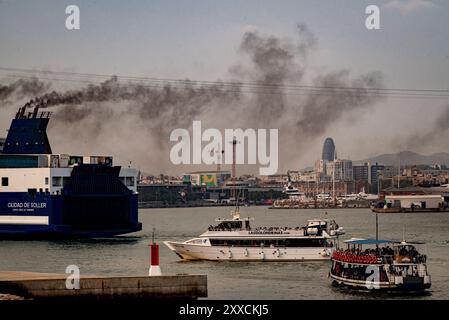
[32,106,39,118]
[3,107,53,154]
[19,106,26,119]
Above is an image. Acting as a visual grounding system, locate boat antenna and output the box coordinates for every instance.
[230,187,241,220]
[332,149,336,207]
[376,212,379,240]
[229,137,240,200]
[235,188,240,212]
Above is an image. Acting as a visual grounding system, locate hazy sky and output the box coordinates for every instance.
[1,0,448,174]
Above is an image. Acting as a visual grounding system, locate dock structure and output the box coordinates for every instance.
[0,271,207,300]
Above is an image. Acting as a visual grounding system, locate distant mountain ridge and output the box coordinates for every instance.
[355,151,449,166]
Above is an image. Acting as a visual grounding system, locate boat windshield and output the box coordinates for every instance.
[394,244,426,264]
[304,220,328,236]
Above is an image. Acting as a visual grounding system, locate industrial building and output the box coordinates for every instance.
[384,195,443,209]
[183,171,231,187]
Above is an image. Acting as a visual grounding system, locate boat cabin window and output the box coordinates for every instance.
[125,177,135,187]
[394,244,423,263]
[1,177,8,187]
[304,221,327,236]
[210,238,329,247]
[307,221,327,229]
[186,238,206,244]
[52,177,62,187]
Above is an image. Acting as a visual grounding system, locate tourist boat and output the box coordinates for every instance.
[164,208,346,261]
[329,238,431,292]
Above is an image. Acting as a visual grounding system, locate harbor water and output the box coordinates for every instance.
[1,207,448,299]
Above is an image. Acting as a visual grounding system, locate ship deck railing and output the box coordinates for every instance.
[333,250,427,265]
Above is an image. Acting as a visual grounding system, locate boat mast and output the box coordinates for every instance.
[230,138,239,202]
[332,150,336,206]
[229,137,240,218]
[376,212,379,240]
[213,143,224,173]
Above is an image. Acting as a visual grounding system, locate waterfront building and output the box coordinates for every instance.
[315,159,326,173]
[260,174,289,185]
[370,163,385,185]
[384,194,443,209]
[353,163,369,182]
[297,171,320,182]
[183,171,231,187]
[287,170,301,182]
[325,159,353,182]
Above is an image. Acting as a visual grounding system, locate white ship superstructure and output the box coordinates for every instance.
[164,209,345,261]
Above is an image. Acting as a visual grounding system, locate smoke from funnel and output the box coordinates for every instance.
[0,77,49,103]
[3,23,385,174]
[297,70,384,137]
[229,23,317,126]
[401,104,449,151]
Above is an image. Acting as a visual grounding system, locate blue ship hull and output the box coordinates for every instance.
[0,192,142,238]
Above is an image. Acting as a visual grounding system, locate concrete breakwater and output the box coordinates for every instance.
[0,271,207,300]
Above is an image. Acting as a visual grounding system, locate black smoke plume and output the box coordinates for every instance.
[0,77,49,103]
[402,105,449,151]
[297,70,384,137]
[3,23,385,174]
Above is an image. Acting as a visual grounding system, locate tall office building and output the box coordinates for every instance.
[353,163,369,182]
[322,138,336,161]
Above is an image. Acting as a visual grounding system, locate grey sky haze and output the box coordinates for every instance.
[1,0,448,174]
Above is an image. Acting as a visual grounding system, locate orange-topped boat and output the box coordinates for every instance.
[329,238,431,292]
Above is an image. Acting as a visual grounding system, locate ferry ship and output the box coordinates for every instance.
[329,239,431,292]
[0,106,142,238]
[164,208,345,261]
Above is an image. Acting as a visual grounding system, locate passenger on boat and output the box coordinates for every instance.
[410,247,419,258]
[381,246,394,256]
[399,247,408,256]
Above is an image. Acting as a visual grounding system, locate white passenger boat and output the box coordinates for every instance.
[164,208,345,261]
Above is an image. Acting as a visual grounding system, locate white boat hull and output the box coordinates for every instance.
[164,241,334,261]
